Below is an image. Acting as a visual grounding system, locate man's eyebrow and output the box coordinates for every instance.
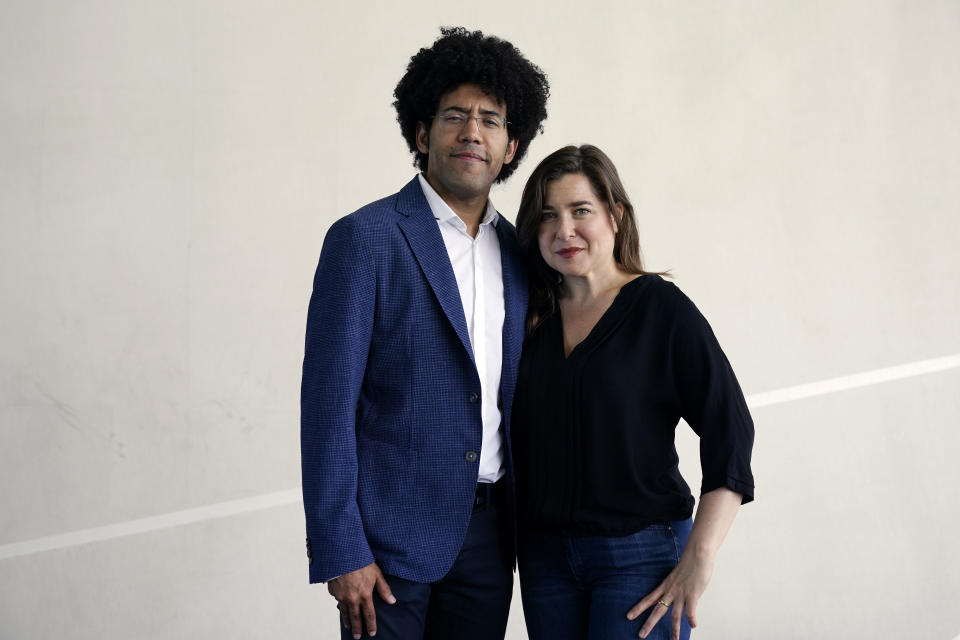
[439,106,505,116]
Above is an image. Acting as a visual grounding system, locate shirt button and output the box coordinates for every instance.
[469,392,479,404]
[464,451,478,462]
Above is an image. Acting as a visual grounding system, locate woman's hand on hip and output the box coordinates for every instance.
[627,547,714,639]
[627,487,743,639]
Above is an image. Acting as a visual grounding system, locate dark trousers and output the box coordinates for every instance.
[341,490,514,640]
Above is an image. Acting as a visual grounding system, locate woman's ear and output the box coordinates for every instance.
[612,202,624,233]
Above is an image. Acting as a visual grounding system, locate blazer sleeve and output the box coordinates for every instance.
[301,216,377,582]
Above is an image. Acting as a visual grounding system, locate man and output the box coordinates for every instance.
[300,28,549,640]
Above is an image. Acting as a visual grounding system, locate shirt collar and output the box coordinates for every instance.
[418,173,499,228]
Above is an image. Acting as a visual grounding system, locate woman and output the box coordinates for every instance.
[512,145,755,640]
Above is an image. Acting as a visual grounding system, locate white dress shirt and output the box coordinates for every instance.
[418,174,505,483]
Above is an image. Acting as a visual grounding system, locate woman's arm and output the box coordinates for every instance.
[627,487,743,640]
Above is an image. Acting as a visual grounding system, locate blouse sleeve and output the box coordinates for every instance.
[669,291,755,504]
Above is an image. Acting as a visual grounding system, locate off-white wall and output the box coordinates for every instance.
[2,1,959,638]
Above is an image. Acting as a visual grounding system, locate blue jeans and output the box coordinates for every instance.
[518,519,693,640]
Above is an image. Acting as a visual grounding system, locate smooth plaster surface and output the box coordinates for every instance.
[2,1,959,638]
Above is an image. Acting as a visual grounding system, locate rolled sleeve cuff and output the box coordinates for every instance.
[701,474,754,505]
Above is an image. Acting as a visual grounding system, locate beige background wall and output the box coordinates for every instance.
[2,1,959,638]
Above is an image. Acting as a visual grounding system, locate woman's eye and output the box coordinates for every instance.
[574,208,590,216]
[540,211,556,220]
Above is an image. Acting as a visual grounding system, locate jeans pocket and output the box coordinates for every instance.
[666,517,693,563]
[615,524,676,572]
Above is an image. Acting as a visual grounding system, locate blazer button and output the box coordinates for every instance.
[464,450,478,462]
[469,392,479,404]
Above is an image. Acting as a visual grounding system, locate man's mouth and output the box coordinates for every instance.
[452,151,486,163]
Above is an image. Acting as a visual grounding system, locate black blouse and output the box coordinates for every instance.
[511,275,754,536]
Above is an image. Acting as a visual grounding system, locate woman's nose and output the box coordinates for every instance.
[556,217,575,239]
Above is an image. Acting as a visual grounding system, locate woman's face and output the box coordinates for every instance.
[537,173,621,281]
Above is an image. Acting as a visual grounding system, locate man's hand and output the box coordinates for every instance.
[327,562,396,639]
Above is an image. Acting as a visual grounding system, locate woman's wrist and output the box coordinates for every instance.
[686,539,720,561]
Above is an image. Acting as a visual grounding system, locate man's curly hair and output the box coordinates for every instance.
[393,27,550,183]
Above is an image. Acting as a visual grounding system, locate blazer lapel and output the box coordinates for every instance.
[395,177,475,363]
[495,218,527,370]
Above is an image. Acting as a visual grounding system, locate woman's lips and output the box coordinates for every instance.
[556,248,582,259]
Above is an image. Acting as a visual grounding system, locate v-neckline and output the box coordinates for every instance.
[557,275,645,361]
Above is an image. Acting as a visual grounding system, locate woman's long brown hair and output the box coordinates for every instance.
[516,144,659,333]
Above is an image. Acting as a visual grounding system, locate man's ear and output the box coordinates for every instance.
[502,138,519,165]
[416,122,430,154]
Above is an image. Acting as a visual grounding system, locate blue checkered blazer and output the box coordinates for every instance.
[301,176,528,584]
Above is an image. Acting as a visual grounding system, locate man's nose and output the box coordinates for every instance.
[457,116,482,142]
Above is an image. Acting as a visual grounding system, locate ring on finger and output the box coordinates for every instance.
[657,599,671,608]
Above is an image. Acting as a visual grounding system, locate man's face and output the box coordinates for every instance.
[416,83,518,203]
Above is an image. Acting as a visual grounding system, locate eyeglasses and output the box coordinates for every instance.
[433,110,510,132]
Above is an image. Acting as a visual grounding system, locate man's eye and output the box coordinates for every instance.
[444,114,466,125]
[482,118,501,128]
